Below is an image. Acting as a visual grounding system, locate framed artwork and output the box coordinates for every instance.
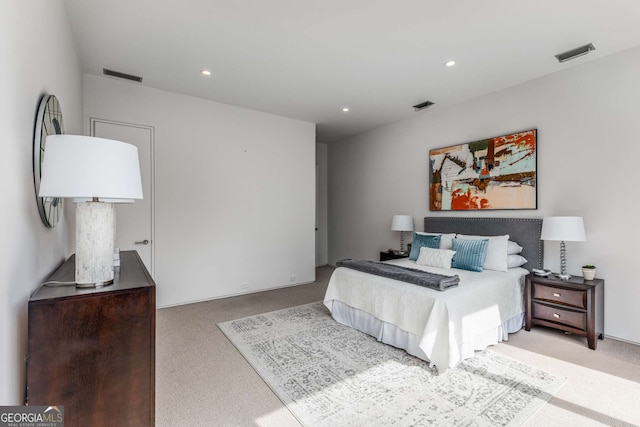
[429,129,537,211]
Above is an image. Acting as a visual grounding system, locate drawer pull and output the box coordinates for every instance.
[553,292,561,297]
[553,313,560,319]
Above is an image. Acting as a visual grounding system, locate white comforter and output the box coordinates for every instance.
[323,259,527,370]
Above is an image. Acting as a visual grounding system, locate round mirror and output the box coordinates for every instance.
[33,95,65,228]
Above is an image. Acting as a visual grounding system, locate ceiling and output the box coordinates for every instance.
[62,0,640,143]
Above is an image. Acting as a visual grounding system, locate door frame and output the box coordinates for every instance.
[90,117,156,276]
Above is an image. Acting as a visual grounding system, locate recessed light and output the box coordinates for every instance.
[201,69,212,76]
[342,107,350,112]
[444,60,456,67]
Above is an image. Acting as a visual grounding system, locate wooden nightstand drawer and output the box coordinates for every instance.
[531,301,586,330]
[532,283,586,309]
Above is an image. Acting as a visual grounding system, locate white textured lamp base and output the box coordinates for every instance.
[75,201,115,287]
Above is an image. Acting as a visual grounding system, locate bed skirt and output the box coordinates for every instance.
[327,300,524,369]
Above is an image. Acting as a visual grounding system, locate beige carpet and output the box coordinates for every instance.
[156,266,640,426]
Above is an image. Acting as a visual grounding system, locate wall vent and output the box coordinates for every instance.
[103,68,143,83]
[412,100,435,111]
[555,43,595,63]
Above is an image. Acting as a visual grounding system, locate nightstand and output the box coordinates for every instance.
[525,273,604,349]
[380,251,409,262]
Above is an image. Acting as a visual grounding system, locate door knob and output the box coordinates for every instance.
[134,239,150,245]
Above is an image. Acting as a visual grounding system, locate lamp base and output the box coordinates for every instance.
[76,279,114,289]
[75,201,115,288]
[557,240,571,281]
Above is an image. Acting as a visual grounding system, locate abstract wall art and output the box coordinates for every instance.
[429,129,537,211]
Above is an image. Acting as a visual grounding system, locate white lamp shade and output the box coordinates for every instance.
[39,135,143,200]
[391,215,414,232]
[541,216,586,242]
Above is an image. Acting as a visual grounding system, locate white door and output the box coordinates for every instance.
[91,119,155,275]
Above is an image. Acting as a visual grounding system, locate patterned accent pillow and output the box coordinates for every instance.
[409,233,441,261]
[415,232,456,249]
[456,234,509,272]
[451,238,489,272]
[416,247,456,269]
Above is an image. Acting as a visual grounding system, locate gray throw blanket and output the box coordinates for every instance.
[336,259,459,291]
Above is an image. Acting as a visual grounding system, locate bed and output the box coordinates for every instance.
[324,217,543,371]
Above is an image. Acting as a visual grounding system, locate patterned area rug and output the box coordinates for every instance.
[218,302,564,426]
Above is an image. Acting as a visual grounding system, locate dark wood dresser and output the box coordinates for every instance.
[26,251,155,426]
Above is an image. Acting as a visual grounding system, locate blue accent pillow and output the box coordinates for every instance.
[409,233,441,261]
[451,238,489,272]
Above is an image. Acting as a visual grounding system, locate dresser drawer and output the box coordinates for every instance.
[532,283,586,309]
[531,302,586,330]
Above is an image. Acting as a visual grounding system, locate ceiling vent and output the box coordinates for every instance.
[413,100,435,111]
[554,43,595,63]
[103,68,143,83]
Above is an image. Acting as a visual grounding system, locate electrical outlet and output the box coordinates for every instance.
[241,282,249,289]
[289,275,296,282]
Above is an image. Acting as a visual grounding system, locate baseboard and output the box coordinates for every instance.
[603,334,640,347]
[156,280,315,309]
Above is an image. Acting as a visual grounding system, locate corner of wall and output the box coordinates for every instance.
[0,0,83,405]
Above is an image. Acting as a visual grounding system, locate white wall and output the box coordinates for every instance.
[83,75,316,307]
[328,46,640,345]
[316,143,329,266]
[0,0,82,404]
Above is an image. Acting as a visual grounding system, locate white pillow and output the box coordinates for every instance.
[415,232,456,250]
[507,240,523,255]
[416,246,456,269]
[456,234,509,272]
[507,255,528,269]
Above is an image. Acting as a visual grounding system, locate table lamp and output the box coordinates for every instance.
[39,135,143,287]
[540,216,586,280]
[391,215,414,254]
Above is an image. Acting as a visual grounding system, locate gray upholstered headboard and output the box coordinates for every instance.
[423,217,543,271]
